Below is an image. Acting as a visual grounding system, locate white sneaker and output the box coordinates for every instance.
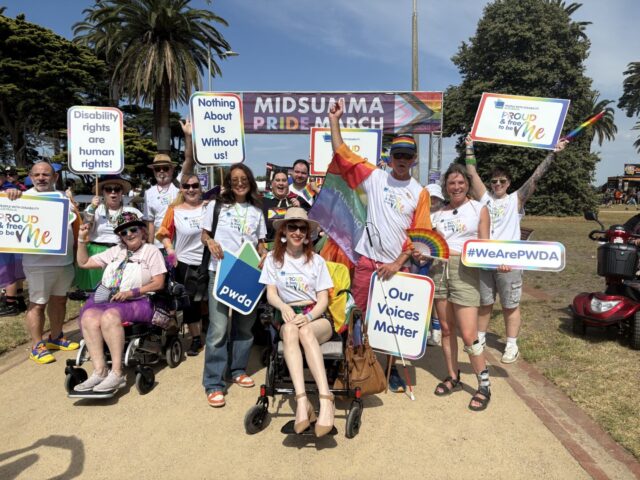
[73,370,107,392]
[93,370,126,392]
[427,329,441,346]
[501,344,519,364]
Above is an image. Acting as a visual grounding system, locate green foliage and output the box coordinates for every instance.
[0,13,106,166]
[444,0,599,215]
[619,62,640,153]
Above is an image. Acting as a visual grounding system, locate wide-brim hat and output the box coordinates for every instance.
[147,153,177,169]
[389,135,417,156]
[272,207,320,234]
[113,211,146,234]
[97,174,132,195]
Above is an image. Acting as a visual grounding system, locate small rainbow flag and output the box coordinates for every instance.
[267,208,287,219]
[562,111,605,141]
[407,228,449,261]
[301,184,316,202]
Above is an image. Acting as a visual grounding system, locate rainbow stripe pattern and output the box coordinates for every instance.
[563,111,605,140]
[407,228,449,261]
[390,135,417,153]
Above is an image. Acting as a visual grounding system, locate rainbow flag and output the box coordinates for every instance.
[301,184,316,203]
[309,145,375,264]
[267,207,287,219]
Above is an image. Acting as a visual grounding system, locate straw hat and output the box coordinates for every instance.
[272,207,320,234]
[147,153,177,169]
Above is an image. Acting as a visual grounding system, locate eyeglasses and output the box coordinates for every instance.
[154,166,171,173]
[286,223,308,233]
[118,226,140,237]
[392,153,415,160]
[490,178,508,185]
[103,186,122,194]
[181,183,200,190]
[231,178,249,186]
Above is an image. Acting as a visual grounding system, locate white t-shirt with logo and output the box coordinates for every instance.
[432,199,484,253]
[173,205,205,266]
[21,189,75,268]
[259,252,333,304]
[480,191,522,241]
[355,169,423,264]
[88,205,143,244]
[143,180,180,247]
[201,200,266,272]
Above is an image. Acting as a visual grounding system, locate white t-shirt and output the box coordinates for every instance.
[87,205,143,244]
[201,200,266,271]
[143,179,181,247]
[21,189,75,268]
[289,184,314,206]
[481,191,523,241]
[355,169,423,264]
[432,199,484,253]
[173,205,205,266]
[259,252,333,304]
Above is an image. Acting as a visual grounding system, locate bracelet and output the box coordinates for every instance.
[132,288,140,297]
[78,239,87,244]
[465,157,477,165]
[305,312,314,322]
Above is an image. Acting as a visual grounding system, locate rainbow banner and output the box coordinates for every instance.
[562,111,605,141]
[470,93,570,150]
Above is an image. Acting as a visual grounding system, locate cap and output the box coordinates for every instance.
[389,135,417,156]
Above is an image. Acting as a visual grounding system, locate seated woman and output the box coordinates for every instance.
[259,208,335,437]
[74,212,167,393]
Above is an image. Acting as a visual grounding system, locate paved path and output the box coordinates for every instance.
[0,323,638,480]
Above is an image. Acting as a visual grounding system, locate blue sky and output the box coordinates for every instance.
[2,0,639,184]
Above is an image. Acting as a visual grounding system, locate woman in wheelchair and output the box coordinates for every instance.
[259,208,335,437]
[73,212,167,393]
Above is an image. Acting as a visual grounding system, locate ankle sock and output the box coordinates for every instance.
[506,337,518,347]
[478,331,486,344]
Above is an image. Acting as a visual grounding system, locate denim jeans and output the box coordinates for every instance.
[202,272,256,393]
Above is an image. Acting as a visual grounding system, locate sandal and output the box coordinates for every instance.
[434,370,462,396]
[232,374,255,388]
[468,386,491,412]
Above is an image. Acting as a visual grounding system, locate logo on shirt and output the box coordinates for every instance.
[284,274,310,294]
[383,188,405,214]
[438,218,466,235]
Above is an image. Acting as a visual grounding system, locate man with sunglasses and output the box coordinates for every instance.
[465,136,567,363]
[143,119,194,248]
[329,99,431,392]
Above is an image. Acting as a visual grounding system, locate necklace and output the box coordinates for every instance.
[105,206,123,227]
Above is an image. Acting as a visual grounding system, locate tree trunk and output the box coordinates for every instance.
[153,78,171,155]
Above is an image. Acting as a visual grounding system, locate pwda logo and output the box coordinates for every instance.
[494,99,505,109]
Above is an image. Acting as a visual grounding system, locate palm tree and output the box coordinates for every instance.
[633,121,640,154]
[588,92,617,146]
[547,1,592,39]
[73,0,231,154]
[619,62,640,154]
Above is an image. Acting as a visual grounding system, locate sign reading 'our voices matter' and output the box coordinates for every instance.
[67,106,124,174]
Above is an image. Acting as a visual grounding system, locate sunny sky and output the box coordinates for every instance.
[2,0,639,184]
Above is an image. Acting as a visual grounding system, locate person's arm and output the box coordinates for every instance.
[83,196,100,223]
[464,135,487,201]
[329,98,345,152]
[180,118,195,176]
[478,205,490,240]
[111,273,166,302]
[265,284,297,323]
[290,289,330,327]
[517,139,568,209]
[147,221,155,244]
[76,224,106,269]
[376,251,412,281]
[5,188,22,201]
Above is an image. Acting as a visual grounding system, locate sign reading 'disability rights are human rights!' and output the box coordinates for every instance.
[190,92,245,165]
[470,93,570,150]
[67,106,124,174]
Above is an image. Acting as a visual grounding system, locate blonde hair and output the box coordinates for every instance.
[169,173,201,207]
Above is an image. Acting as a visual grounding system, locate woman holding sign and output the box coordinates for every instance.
[259,208,335,436]
[431,164,492,411]
[201,164,267,408]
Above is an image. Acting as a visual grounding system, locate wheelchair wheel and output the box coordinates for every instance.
[64,368,88,394]
[165,336,183,368]
[135,367,155,395]
[244,405,269,434]
[345,401,363,439]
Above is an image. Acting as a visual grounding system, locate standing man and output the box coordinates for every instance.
[6,162,81,364]
[289,159,318,207]
[144,119,194,248]
[465,136,567,363]
[329,99,431,391]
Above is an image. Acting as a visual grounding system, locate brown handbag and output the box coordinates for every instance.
[335,309,387,397]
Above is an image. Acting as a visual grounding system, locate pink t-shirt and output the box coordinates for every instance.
[92,243,167,287]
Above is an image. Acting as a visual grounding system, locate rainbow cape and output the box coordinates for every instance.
[407,228,449,261]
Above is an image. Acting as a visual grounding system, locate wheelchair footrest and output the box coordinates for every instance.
[280,420,337,436]
[67,390,118,400]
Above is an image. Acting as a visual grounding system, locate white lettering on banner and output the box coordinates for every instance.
[461,239,565,272]
[254,96,384,115]
[219,285,253,308]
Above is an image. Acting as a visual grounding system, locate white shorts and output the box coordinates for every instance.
[24,264,75,305]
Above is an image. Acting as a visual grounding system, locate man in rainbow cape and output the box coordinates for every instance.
[310,98,431,392]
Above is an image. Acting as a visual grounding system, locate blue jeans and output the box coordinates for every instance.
[202,272,256,393]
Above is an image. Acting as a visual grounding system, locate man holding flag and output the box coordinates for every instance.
[323,99,431,391]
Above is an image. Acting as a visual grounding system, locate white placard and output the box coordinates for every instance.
[67,106,124,174]
[310,127,382,175]
[461,239,566,271]
[190,92,245,165]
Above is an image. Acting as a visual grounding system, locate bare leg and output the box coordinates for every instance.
[503,306,521,338]
[478,304,493,337]
[298,319,333,426]
[25,303,46,347]
[46,295,67,339]
[437,299,458,378]
[80,309,108,375]
[454,303,488,409]
[100,309,125,376]
[280,323,308,425]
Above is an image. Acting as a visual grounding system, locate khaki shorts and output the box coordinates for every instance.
[431,255,480,307]
[479,269,523,309]
[24,264,75,305]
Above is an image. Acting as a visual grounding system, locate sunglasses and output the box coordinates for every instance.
[181,183,200,190]
[118,226,140,237]
[231,178,249,186]
[490,178,508,185]
[154,166,171,173]
[286,223,308,233]
[103,186,122,194]
[392,153,415,160]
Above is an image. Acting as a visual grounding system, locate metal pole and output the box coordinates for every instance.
[411,0,420,182]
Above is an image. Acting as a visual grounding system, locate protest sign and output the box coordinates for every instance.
[190,92,245,165]
[67,106,124,174]
[212,242,264,314]
[310,127,382,175]
[0,194,70,255]
[461,239,566,271]
[470,93,570,150]
[366,272,434,360]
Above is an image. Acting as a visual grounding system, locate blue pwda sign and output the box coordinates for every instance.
[212,242,264,314]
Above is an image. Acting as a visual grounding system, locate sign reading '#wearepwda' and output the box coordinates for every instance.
[461,239,566,271]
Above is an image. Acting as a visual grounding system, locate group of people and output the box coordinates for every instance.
[0,104,569,425]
